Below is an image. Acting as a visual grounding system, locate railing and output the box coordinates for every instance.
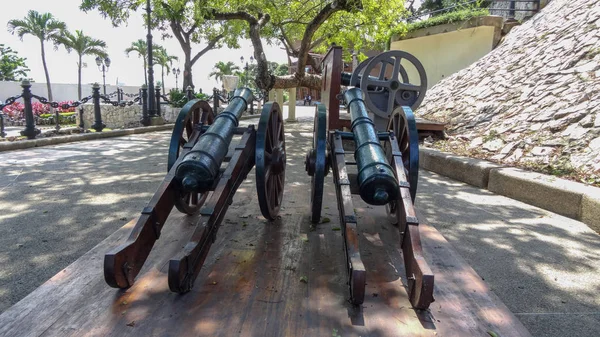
[489,0,543,20]
[406,0,545,22]
[0,82,268,140]
[0,81,145,138]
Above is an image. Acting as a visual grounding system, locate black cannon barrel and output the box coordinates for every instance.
[175,88,253,192]
[344,88,398,205]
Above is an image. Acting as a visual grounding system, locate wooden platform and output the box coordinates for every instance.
[338,112,445,138]
[0,135,528,336]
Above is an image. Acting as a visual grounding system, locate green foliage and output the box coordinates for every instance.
[168,88,188,108]
[397,7,489,36]
[7,10,67,95]
[0,44,30,81]
[156,43,178,94]
[274,64,289,76]
[55,30,107,60]
[7,10,66,43]
[416,0,491,16]
[55,30,107,99]
[209,61,240,83]
[126,39,161,86]
[195,92,209,100]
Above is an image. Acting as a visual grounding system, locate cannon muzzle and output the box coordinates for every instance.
[175,88,253,192]
[344,88,398,205]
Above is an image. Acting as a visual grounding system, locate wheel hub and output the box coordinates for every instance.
[305,149,316,176]
[270,146,286,174]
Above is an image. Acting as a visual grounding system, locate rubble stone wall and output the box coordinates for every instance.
[418,0,600,180]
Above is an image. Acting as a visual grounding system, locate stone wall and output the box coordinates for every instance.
[78,104,179,129]
[417,0,599,181]
[489,0,550,21]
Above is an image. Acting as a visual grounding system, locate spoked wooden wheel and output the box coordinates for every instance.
[385,106,419,223]
[256,102,286,221]
[305,104,328,223]
[168,100,214,215]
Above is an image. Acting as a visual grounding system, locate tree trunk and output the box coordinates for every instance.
[77,55,82,100]
[143,58,148,86]
[40,40,53,105]
[182,51,193,91]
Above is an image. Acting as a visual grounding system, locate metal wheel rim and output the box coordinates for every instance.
[168,99,214,214]
[387,106,419,203]
[256,102,286,221]
[350,56,410,89]
[359,51,428,119]
[310,104,327,223]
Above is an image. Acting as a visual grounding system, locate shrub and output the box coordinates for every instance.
[2,101,24,119]
[57,101,76,112]
[31,101,50,116]
[168,88,188,108]
[195,92,209,100]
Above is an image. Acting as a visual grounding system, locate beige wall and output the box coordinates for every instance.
[390,25,496,89]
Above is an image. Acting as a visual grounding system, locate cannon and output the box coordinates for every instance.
[104,88,286,293]
[305,47,434,309]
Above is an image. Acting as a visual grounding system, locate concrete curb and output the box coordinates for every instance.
[420,148,502,188]
[420,147,600,233]
[0,124,174,153]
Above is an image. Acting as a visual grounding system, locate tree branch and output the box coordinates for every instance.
[209,10,258,24]
[296,3,340,76]
[272,73,322,90]
[190,34,223,65]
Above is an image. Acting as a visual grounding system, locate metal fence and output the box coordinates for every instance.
[406,0,545,22]
[0,81,164,139]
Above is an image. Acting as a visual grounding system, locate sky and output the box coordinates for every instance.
[0,0,289,94]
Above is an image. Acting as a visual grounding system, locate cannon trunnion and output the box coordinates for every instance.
[104,89,286,293]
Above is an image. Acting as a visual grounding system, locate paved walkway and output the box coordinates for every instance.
[0,117,598,336]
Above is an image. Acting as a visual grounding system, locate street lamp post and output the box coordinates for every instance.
[240,55,254,87]
[95,56,111,95]
[174,68,181,90]
[145,0,156,120]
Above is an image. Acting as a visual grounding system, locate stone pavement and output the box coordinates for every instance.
[0,116,598,336]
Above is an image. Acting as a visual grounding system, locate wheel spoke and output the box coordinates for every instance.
[399,83,421,92]
[392,56,402,81]
[387,91,397,114]
[191,192,199,205]
[185,119,193,138]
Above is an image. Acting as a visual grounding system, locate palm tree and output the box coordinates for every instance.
[126,39,158,86]
[209,61,240,84]
[55,30,107,100]
[153,46,178,94]
[8,10,66,104]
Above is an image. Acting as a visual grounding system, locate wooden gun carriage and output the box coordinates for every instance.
[305,46,434,308]
[104,88,287,293]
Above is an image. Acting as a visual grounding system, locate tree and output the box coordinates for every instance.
[153,46,178,93]
[81,0,242,90]
[0,44,30,81]
[80,0,408,91]
[125,39,161,86]
[8,10,66,103]
[55,30,107,100]
[208,61,240,84]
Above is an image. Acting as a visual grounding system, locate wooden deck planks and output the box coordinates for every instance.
[0,134,528,337]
